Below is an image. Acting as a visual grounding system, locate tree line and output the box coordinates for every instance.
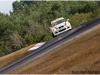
[0,1,100,56]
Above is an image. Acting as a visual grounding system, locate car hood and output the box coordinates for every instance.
[53,22,65,28]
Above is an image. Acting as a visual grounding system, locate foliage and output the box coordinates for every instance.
[70,13,92,27]
[0,1,100,56]
[91,8,100,18]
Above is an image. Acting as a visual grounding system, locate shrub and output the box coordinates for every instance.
[70,13,92,27]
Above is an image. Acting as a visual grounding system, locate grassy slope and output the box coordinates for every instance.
[9,25,100,74]
[0,44,34,68]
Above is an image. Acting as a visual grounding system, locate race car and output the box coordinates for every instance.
[49,17,72,37]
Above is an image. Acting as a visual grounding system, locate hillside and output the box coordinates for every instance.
[9,25,100,74]
[0,44,34,68]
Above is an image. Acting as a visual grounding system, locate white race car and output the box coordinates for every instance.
[49,17,72,37]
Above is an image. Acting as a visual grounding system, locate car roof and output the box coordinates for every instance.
[51,17,64,24]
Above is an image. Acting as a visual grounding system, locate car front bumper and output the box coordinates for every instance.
[53,26,72,36]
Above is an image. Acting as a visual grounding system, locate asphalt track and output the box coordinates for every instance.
[0,17,100,74]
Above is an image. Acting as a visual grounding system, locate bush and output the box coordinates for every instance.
[70,13,92,28]
[91,8,100,19]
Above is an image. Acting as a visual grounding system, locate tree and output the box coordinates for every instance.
[83,2,98,13]
[26,21,44,42]
[12,1,20,12]
[9,32,24,50]
[19,0,37,9]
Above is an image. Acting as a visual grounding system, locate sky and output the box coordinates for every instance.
[0,0,19,14]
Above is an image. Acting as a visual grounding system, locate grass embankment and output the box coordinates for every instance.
[0,44,34,68]
[9,25,100,74]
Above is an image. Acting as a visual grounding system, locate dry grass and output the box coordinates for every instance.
[0,44,34,68]
[8,25,100,74]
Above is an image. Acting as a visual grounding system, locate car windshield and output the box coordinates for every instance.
[51,19,66,26]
